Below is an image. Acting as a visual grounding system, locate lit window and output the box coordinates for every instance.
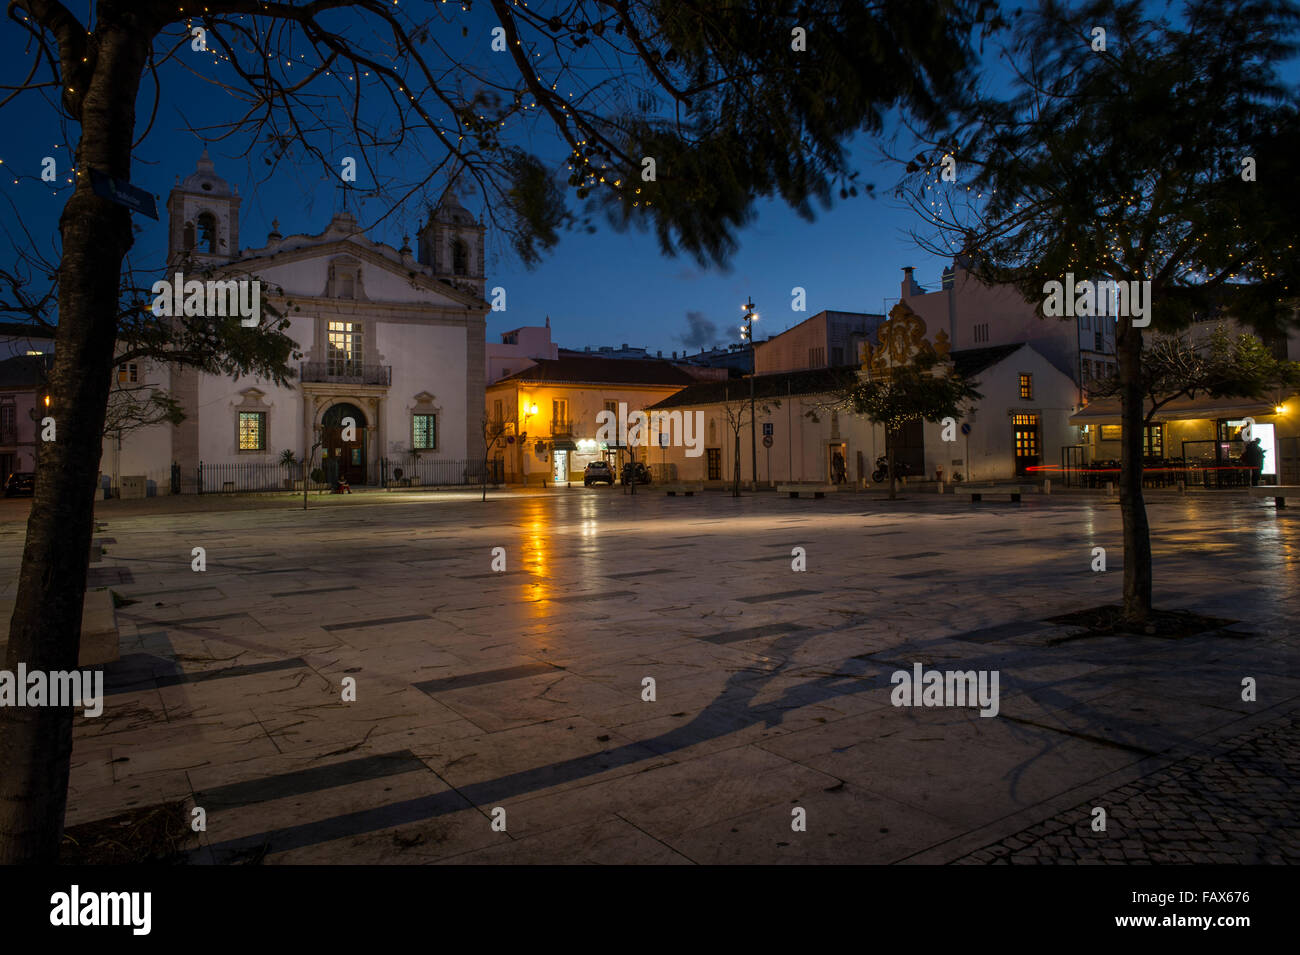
[327,321,364,375]
[413,414,437,450]
[118,363,138,383]
[238,411,266,451]
[1144,424,1163,456]
[1019,373,1033,400]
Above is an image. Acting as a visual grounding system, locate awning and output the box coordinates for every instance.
[1070,394,1282,425]
[551,439,577,451]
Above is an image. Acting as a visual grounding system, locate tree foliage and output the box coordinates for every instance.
[895,0,1300,619]
[845,350,981,433]
[1089,325,1300,424]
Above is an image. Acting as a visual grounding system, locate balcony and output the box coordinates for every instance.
[0,428,15,446]
[550,419,573,438]
[300,361,392,386]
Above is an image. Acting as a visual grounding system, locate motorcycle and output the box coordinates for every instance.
[620,461,653,485]
[871,455,915,483]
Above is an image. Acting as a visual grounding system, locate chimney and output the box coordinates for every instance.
[902,266,924,297]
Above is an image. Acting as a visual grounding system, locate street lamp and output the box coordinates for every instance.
[741,298,759,490]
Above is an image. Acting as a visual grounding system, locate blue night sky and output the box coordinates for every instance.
[0,2,1290,355]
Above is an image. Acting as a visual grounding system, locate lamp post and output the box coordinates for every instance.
[741,298,758,490]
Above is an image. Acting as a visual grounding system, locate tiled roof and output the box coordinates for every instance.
[647,366,860,408]
[648,345,1030,409]
[949,344,1025,377]
[0,353,54,388]
[495,356,699,387]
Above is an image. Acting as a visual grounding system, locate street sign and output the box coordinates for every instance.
[762,434,773,449]
[89,169,159,220]
[762,422,773,437]
[960,423,971,435]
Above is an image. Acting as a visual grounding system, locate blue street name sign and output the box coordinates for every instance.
[89,169,159,220]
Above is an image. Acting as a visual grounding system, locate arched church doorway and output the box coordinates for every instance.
[322,402,367,485]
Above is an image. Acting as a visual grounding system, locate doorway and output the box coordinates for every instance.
[322,402,367,485]
[827,442,848,485]
[552,449,568,484]
[1013,413,1041,476]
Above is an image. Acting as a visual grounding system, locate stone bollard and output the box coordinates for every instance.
[1044,479,1051,495]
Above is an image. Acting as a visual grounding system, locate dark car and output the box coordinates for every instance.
[583,461,615,486]
[3,472,34,497]
[620,461,652,485]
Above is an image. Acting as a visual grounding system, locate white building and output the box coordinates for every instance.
[649,304,1079,485]
[900,258,1113,391]
[109,153,488,493]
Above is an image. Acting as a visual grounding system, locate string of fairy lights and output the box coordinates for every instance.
[9,1,647,209]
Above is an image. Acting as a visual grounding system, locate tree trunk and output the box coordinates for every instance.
[0,28,148,863]
[733,429,741,497]
[1117,318,1153,623]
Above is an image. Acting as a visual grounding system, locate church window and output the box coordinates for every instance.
[197,212,218,253]
[327,321,364,376]
[238,412,266,451]
[413,414,438,450]
[452,239,469,276]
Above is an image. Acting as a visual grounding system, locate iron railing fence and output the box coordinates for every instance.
[379,457,502,487]
[194,461,333,493]
[299,361,392,385]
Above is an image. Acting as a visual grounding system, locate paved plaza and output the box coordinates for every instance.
[2,487,1296,864]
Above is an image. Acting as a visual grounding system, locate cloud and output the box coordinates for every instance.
[677,310,720,350]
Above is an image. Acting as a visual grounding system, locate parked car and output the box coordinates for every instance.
[3,472,34,497]
[620,461,653,485]
[583,461,615,486]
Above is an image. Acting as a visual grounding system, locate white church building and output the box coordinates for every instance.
[107,152,488,493]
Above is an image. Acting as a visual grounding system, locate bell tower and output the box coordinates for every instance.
[166,150,241,267]
[417,186,486,299]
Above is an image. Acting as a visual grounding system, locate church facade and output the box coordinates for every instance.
[107,153,488,493]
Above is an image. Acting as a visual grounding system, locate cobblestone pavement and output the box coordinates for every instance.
[953,708,1300,864]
